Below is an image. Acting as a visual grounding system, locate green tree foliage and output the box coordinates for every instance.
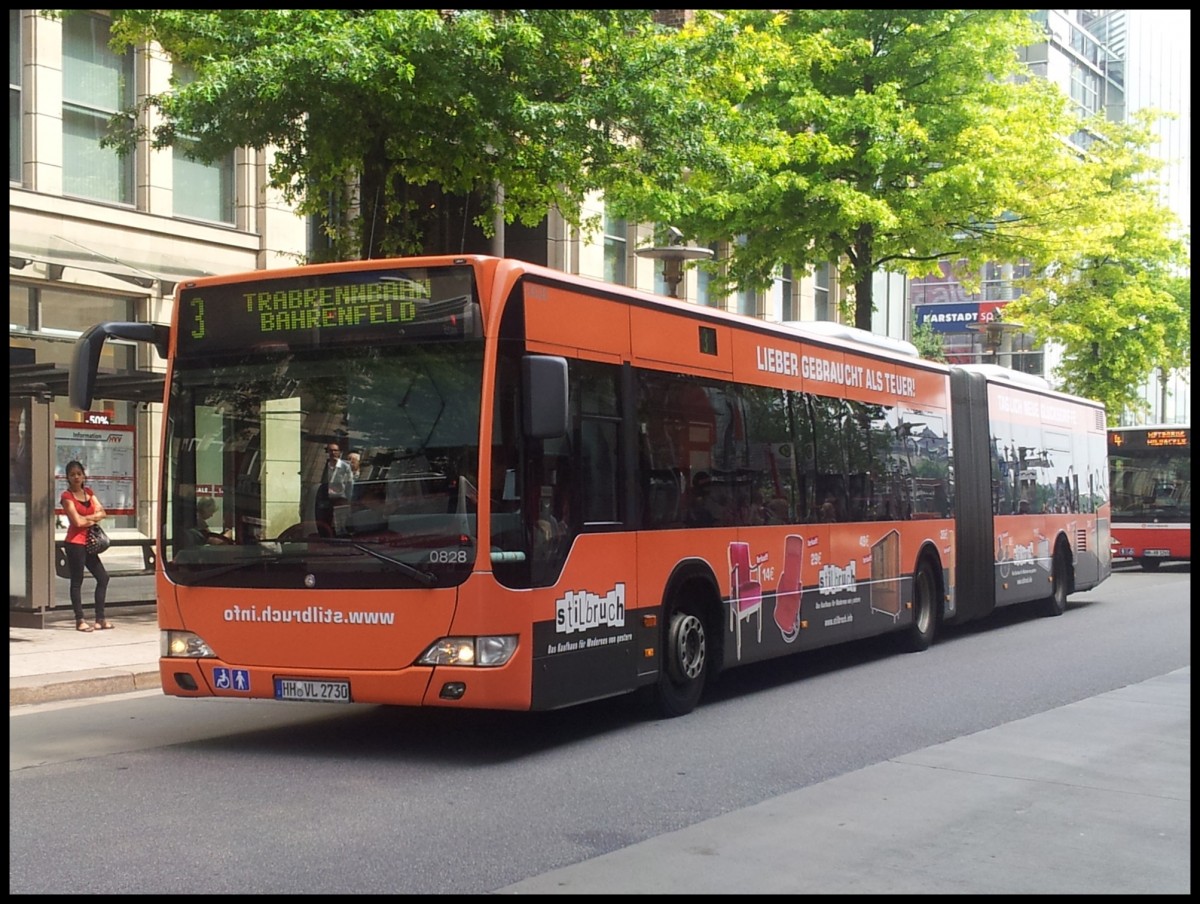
[604,11,1079,327]
[90,10,1188,417]
[1002,111,1191,422]
[100,9,676,260]
[909,319,947,363]
[603,10,1188,415]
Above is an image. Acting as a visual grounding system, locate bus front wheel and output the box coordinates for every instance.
[1136,557,1162,572]
[651,600,708,718]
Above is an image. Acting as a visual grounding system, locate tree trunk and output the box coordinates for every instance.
[852,224,875,332]
[359,137,391,260]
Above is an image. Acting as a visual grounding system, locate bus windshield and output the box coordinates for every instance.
[1110,432,1191,524]
[162,340,484,589]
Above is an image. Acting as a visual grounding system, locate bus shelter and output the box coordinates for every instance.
[9,362,163,628]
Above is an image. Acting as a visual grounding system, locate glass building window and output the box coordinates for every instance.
[653,258,668,296]
[908,259,965,307]
[771,264,795,320]
[9,281,34,329]
[174,136,234,223]
[40,286,135,335]
[9,9,21,184]
[695,244,719,307]
[1070,59,1103,118]
[735,286,758,317]
[732,236,756,316]
[62,12,134,204]
[602,214,627,285]
[813,262,831,321]
[172,68,235,223]
[10,286,137,427]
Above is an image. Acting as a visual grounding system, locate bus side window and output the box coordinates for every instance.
[490,454,523,553]
[581,420,618,523]
[526,444,572,586]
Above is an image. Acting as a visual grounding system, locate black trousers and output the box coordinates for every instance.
[64,542,109,623]
[315,484,349,534]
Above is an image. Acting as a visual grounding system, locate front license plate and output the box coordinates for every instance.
[274,677,351,702]
[1143,549,1170,557]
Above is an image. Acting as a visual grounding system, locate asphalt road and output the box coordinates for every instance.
[10,566,1191,894]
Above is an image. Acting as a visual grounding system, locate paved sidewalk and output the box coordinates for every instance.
[9,604,161,706]
[496,668,1191,895]
[11,542,160,706]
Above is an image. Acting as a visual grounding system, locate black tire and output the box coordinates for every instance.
[1136,557,1162,572]
[650,599,708,718]
[898,557,938,652]
[1041,545,1070,617]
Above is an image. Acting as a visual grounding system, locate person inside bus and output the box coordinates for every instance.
[689,472,728,526]
[316,440,354,535]
[347,450,363,501]
[189,497,232,546]
[536,509,567,548]
[532,455,571,553]
[762,496,790,524]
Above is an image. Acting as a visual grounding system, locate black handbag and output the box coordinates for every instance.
[85,524,111,555]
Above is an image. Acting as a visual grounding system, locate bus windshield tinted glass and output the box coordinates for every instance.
[163,340,483,589]
[1110,441,1191,524]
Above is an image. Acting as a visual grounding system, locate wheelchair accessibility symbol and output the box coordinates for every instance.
[212,668,251,693]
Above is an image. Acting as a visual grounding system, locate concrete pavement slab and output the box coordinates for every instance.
[9,605,161,706]
[494,668,1191,895]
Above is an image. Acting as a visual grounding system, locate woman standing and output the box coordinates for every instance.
[60,460,112,632]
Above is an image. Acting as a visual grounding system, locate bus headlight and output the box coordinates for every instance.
[417,635,517,667]
[161,630,217,658]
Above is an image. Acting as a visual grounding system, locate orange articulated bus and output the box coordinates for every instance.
[69,255,1111,717]
[1108,425,1190,571]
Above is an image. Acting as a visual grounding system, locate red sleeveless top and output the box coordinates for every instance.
[61,488,97,545]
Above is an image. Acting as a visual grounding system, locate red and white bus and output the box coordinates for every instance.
[1109,425,1190,571]
[70,255,1111,716]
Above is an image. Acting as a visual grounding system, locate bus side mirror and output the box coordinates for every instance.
[522,355,568,439]
[69,321,169,410]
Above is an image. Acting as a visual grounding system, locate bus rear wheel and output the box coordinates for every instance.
[1041,545,1070,617]
[898,557,938,652]
[651,600,708,718]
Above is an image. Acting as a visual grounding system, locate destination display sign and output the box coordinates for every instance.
[1145,429,1190,448]
[176,266,479,356]
[1110,427,1190,450]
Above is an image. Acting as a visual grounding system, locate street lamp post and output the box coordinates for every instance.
[968,319,1024,368]
[634,228,714,299]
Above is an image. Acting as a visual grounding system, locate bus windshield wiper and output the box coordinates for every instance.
[319,538,437,587]
[173,554,288,584]
[176,542,437,587]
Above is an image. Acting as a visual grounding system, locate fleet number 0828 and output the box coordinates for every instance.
[429,549,470,563]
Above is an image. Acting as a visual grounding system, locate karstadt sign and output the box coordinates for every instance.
[914,301,1010,333]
